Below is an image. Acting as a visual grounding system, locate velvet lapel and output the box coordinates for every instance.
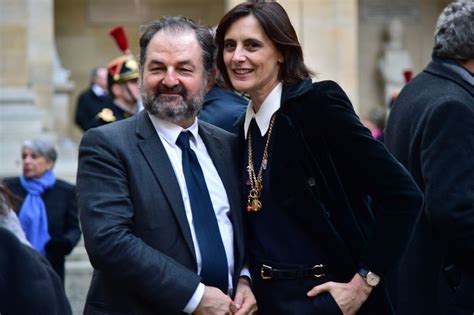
[135,111,196,261]
[198,122,244,273]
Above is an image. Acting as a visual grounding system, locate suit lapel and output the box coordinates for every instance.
[135,112,196,260]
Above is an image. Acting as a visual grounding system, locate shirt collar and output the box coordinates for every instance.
[91,84,106,97]
[147,113,199,147]
[243,82,282,138]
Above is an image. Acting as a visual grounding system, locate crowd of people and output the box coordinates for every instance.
[1,1,472,315]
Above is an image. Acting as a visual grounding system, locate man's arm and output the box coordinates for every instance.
[420,100,474,266]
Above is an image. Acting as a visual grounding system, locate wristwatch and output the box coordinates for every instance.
[358,267,380,287]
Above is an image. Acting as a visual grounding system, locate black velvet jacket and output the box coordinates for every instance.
[237,79,423,314]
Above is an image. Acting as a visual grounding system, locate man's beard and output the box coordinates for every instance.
[141,81,206,123]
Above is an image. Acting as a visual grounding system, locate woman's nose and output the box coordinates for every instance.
[232,46,246,63]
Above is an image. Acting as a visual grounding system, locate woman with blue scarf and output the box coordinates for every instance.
[4,138,81,283]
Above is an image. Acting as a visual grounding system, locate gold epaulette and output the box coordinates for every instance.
[97,108,116,122]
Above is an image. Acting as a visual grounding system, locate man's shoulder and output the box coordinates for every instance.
[199,119,237,141]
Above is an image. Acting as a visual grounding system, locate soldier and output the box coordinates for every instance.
[92,26,141,128]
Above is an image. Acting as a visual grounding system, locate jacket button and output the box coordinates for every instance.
[307,177,316,187]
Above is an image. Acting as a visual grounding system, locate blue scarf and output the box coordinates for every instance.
[19,170,56,255]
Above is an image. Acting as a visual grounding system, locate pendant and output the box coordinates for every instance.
[249,188,261,198]
[262,158,267,170]
[250,198,262,211]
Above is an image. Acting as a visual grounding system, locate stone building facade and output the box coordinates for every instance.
[0,0,450,313]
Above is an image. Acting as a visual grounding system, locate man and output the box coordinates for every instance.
[75,67,113,131]
[199,74,247,134]
[384,2,474,314]
[89,54,141,128]
[77,16,256,315]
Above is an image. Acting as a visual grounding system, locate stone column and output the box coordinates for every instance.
[27,0,55,131]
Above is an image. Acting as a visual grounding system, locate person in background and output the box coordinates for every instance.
[384,1,474,314]
[89,54,141,128]
[199,72,248,134]
[0,182,29,246]
[77,16,256,314]
[215,2,423,314]
[75,67,113,132]
[3,138,81,283]
[0,226,72,315]
[362,107,386,141]
[0,183,72,315]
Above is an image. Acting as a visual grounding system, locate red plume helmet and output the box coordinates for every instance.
[107,26,138,83]
[110,26,130,54]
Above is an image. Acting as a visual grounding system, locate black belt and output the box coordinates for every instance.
[258,263,327,280]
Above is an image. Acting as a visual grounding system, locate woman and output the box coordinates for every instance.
[0,183,30,246]
[4,138,81,283]
[215,2,423,315]
[0,183,72,315]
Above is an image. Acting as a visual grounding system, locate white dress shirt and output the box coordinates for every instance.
[91,83,107,97]
[148,114,235,313]
[244,82,283,139]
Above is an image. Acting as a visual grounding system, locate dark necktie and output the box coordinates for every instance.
[176,131,229,292]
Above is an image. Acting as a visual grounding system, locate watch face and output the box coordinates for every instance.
[367,272,380,286]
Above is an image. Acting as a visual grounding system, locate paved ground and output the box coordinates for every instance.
[65,238,92,314]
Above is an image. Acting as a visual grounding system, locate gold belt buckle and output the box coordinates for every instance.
[261,264,272,280]
[313,264,325,278]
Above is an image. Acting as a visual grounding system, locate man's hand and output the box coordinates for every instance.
[306,273,372,315]
[194,286,237,315]
[233,277,257,315]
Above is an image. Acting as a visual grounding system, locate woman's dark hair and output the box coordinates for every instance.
[215,1,313,89]
[0,183,21,214]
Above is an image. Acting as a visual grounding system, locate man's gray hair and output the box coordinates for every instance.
[22,138,57,162]
[139,16,215,78]
[433,0,474,60]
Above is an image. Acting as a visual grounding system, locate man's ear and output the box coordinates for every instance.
[207,69,217,90]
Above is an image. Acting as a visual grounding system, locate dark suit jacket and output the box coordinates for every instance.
[0,227,72,315]
[237,79,423,315]
[75,87,113,131]
[77,110,244,314]
[384,59,474,314]
[199,86,248,134]
[3,177,81,282]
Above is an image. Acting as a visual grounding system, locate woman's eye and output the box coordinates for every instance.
[224,42,236,50]
[246,42,260,50]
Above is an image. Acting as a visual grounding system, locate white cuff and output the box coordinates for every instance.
[183,283,205,314]
[239,266,251,281]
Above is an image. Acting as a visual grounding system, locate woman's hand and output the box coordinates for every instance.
[307,273,372,315]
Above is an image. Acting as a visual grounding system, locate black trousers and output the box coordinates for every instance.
[251,267,342,315]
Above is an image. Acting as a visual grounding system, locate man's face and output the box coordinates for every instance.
[140,30,208,125]
[95,68,108,90]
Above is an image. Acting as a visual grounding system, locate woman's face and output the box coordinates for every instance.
[223,14,283,102]
[22,148,54,179]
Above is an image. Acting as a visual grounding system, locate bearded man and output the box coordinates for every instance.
[76,16,256,315]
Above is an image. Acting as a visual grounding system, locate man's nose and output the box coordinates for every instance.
[162,69,179,87]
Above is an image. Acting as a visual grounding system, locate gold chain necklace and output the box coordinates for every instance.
[246,114,276,212]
